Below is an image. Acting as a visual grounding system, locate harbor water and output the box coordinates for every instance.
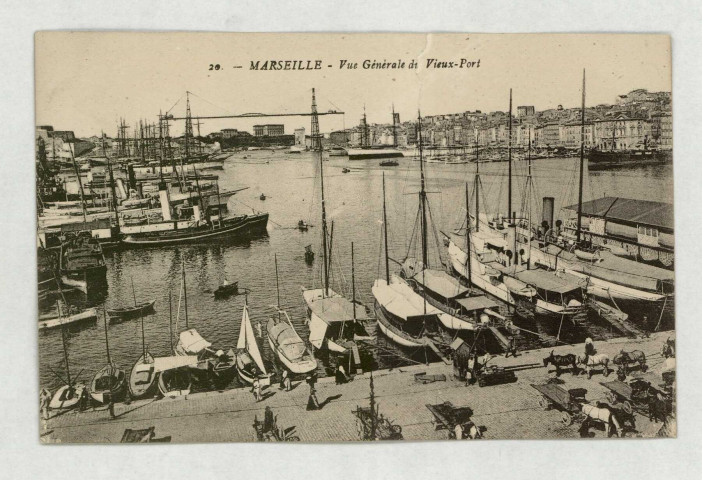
[38,151,674,391]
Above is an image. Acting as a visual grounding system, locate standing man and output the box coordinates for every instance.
[504,336,517,358]
[306,375,320,411]
[584,338,596,365]
[252,377,262,402]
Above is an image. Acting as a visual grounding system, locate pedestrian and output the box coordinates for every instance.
[263,406,276,434]
[306,385,321,411]
[79,387,90,412]
[39,388,51,421]
[335,363,349,385]
[453,423,464,440]
[504,336,517,358]
[252,377,262,402]
[105,392,115,419]
[283,373,292,391]
[584,338,596,365]
[279,370,288,390]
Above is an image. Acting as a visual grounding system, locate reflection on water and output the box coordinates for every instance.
[38,151,674,390]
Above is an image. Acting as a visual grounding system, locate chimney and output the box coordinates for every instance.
[542,197,555,234]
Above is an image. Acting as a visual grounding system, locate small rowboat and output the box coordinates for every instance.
[266,310,317,375]
[90,364,127,404]
[107,300,155,319]
[128,352,158,399]
[214,281,238,299]
[49,384,86,411]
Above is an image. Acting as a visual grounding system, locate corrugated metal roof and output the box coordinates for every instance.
[564,196,673,231]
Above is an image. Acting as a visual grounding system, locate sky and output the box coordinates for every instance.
[35,33,671,138]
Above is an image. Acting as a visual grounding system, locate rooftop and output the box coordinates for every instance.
[564,196,673,231]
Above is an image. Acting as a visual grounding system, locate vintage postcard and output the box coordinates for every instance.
[36,32,675,443]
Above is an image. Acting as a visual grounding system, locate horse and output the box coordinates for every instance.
[613,349,647,380]
[577,353,610,379]
[581,402,622,437]
[662,337,675,358]
[452,421,482,440]
[543,350,578,376]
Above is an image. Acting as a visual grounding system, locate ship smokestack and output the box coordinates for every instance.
[542,197,555,236]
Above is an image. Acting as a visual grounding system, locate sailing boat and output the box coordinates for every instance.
[48,322,87,411]
[235,298,273,386]
[155,289,197,398]
[174,262,235,378]
[268,255,317,374]
[90,309,127,404]
[398,113,492,331]
[446,90,587,318]
[302,88,370,353]
[127,290,158,399]
[371,170,447,353]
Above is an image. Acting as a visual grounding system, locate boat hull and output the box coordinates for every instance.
[373,301,426,348]
[158,369,191,398]
[49,384,86,411]
[128,352,158,399]
[90,365,127,404]
[121,213,269,246]
[38,307,98,330]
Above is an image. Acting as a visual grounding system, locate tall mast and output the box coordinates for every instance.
[507,88,513,220]
[102,308,111,365]
[382,172,390,285]
[274,253,282,322]
[184,92,192,162]
[475,131,480,232]
[182,260,189,329]
[527,136,533,269]
[60,324,72,387]
[465,182,472,286]
[351,242,357,322]
[576,69,586,244]
[417,111,428,269]
[68,141,87,223]
[105,134,120,234]
[391,104,397,148]
[158,111,165,182]
[312,88,329,296]
[168,290,174,354]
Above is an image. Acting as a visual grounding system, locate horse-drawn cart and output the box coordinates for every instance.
[352,406,403,440]
[599,379,650,415]
[531,383,588,425]
[475,365,517,387]
[426,401,481,439]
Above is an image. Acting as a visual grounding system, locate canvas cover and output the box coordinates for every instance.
[411,269,469,300]
[178,329,212,354]
[153,355,198,373]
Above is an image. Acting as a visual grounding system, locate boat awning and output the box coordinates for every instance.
[372,281,425,321]
[455,295,499,312]
[178,329,212,354]
[411,269,469,300]
[513,270,582,294]
[153,355,198,373]
[307,296,368,324]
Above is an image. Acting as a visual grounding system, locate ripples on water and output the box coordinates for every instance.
[38,152,674,391]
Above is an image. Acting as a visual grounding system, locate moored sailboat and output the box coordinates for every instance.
[89,309,127,404]
[235,299,273,385]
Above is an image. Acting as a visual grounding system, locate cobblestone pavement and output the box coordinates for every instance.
[42,332,674,443]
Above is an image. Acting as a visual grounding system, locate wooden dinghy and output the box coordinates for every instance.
[90,364,127,404]
[153,355,198,398]
[107,300,155,319]
[128,352,158,399]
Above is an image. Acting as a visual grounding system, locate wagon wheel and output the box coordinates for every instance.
[538,396,551,410]
[607,391,617,404]
[622,401,633,415]
[561,411,573,426]
[391,424,402,435]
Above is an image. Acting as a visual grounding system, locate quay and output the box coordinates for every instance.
[41,332,674,443]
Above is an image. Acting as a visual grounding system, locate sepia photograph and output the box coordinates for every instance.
[34,32,676,444]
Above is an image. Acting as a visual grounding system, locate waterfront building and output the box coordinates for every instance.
[650,112,673,150]
[593,115,652,151]
[559,122,595,148]
[253,124,285,136]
